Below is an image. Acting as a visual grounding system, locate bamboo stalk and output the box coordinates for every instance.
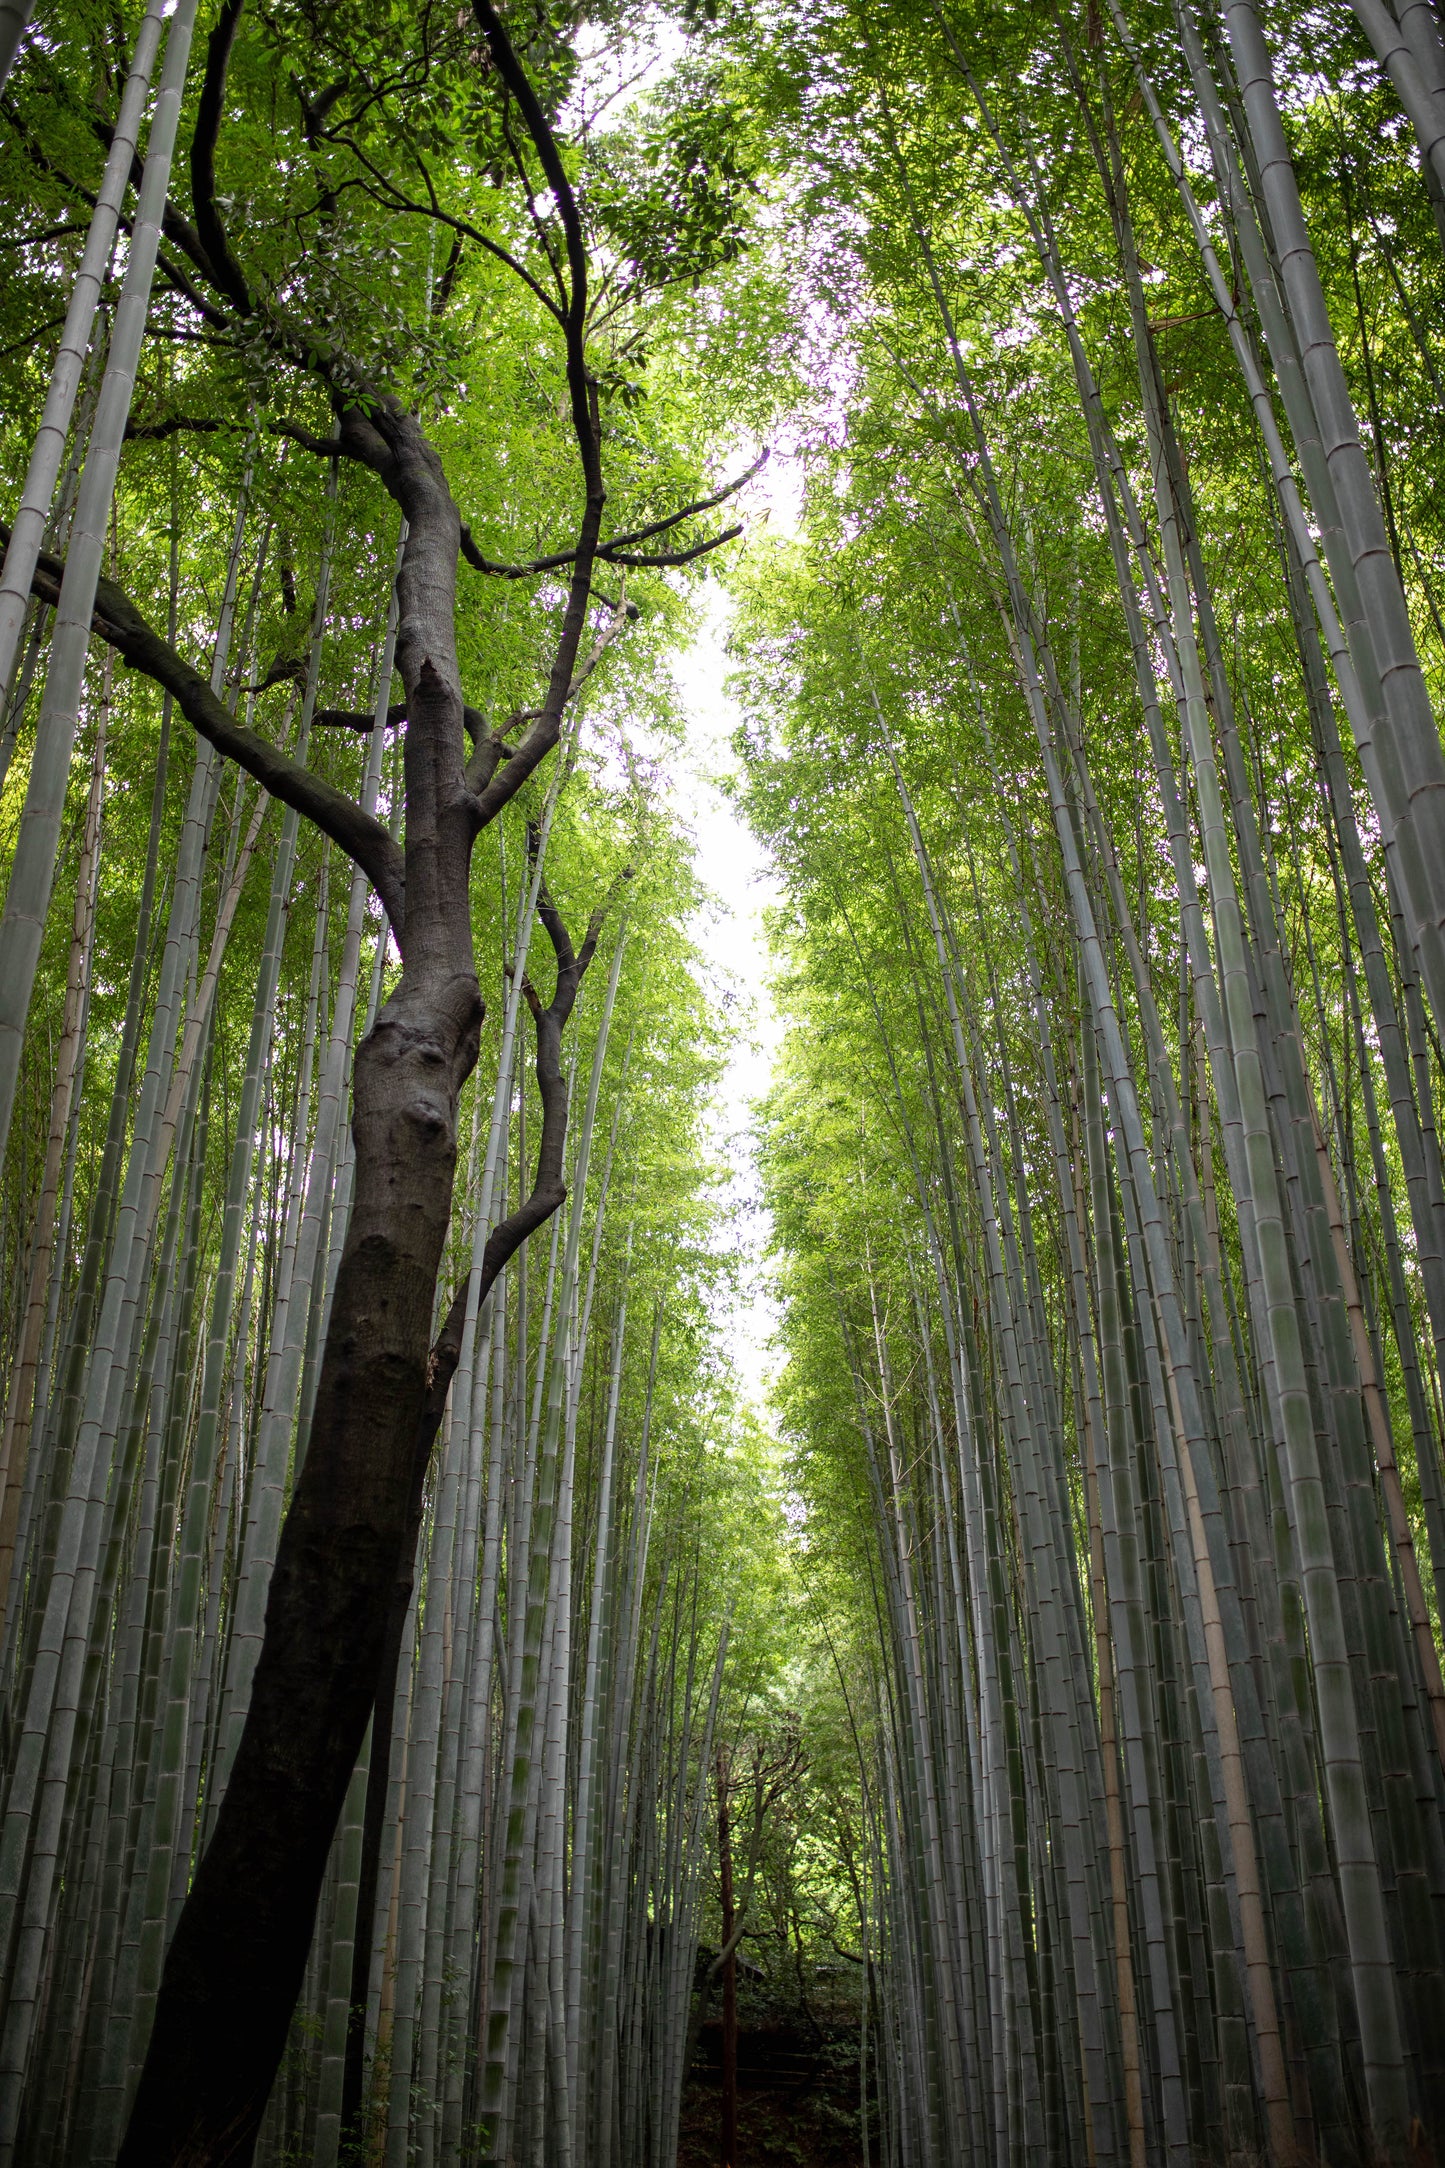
[0,0,202,1174]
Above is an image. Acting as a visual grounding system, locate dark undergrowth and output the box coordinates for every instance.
[677,1969,871,2167]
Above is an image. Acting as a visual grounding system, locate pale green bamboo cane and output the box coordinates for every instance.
[0,681,107,1599]
[1210,0,1445,1044]
[0,0,170,703]
[0,0,202,1176]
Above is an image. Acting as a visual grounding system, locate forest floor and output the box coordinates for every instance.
[676,1979,868,2167]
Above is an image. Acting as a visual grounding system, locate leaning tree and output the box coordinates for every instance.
[0,0,752,2157]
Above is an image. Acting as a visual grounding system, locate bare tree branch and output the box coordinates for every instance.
[459,450,766,578]
[603,523,744,569]
[600,449,768,552]
[314,699,487,738]
[470,0,594,469]
[466,591,631,819]
[475,833,629,1296]
[122,413,345,457]
[190,0,254,315]
[269,417,347,456]
[314,124,565,322]
[465,0,607,836]
[123,413,230,442]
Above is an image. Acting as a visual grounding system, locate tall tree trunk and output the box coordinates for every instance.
[116,411,486,2165]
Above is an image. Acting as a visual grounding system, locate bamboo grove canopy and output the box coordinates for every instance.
[2,0,1445,2164]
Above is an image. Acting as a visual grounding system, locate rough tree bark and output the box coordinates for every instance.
[7,3,748,2147]
[114,391,496,2168]
[0,4,749,2159]
[337,844,619,2149]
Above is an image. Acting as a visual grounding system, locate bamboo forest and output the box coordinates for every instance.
[7,0,1445,2162]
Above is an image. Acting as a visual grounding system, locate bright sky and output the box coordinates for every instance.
[670,589,782,1407]
[565,20,807,1410]
[667,459,801,1408]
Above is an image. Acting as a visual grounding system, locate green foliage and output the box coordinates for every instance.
[589,61,765,297]
[6,0,1445,2156]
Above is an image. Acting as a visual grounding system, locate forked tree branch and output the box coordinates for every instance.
[471,0,592,440]
[459,450,766,577]
[468,0,607,786]
[414,843,629,1438]
[603,524,744,569]
[465,590,631,820]
[311,125,564,322]
[486,838,619,1286]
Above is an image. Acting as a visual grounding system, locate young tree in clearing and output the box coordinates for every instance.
[2,2,752,2158]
